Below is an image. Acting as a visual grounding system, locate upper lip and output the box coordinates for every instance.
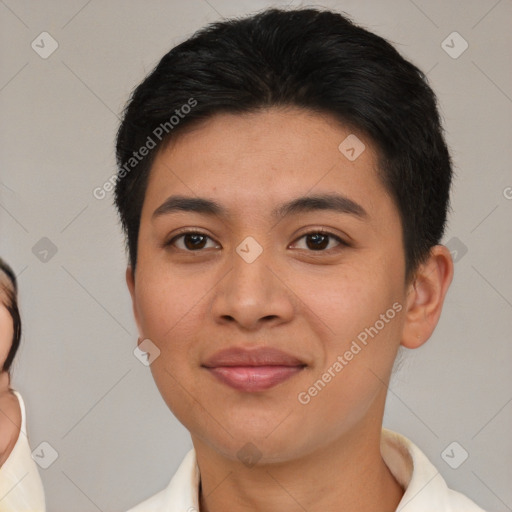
[202,346,306,368]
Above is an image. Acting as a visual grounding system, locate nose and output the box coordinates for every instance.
[209,245,295,331]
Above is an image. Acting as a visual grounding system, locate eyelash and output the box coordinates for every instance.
[165,228,348,253]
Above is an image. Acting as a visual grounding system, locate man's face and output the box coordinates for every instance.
[128,107,409,462]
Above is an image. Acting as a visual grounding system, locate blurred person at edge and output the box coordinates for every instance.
[0,257,45,511]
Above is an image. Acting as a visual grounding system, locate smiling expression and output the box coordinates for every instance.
[127,107,410,462]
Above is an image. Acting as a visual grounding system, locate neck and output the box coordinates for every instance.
[0,370,10,391]
[194,421,403,512]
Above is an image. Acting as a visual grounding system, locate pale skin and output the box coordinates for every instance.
[0,280,22,468]
[126,107,453,512]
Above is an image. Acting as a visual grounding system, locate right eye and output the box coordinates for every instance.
[165,230,221,252]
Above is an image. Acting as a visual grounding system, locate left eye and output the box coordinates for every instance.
[291,231,346,251]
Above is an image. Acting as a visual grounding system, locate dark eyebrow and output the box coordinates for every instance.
[152,196,225,219]
[152,193,367,220]
[272,193,367,220]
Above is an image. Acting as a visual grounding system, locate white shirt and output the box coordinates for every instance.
[0,391,46,512]
[127,428,486,511]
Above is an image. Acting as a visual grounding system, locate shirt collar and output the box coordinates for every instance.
[381,428,445,511]
[152,428,482,512]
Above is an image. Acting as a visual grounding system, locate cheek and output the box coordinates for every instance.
[292,272,404,434]
[295,261,405,408]
[135,273,203,420]
[0,310,14,363]
[293,262,402,342]
[137,269,190,334]
[134,270,207,371]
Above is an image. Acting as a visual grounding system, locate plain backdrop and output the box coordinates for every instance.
[1,1,511,511]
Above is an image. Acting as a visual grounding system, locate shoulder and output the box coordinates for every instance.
[125,490,166,511]
[445,487,488,511]
[125,448,199,511]
[0,390,22,466]
[381,429,487,512]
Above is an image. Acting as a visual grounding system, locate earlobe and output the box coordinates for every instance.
[401,245,454,349]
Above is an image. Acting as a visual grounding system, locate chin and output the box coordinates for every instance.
[188,411,321,465]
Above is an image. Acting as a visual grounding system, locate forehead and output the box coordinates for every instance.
[142,107,395,225]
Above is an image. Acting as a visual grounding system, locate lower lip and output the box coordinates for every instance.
[206,365,304,392]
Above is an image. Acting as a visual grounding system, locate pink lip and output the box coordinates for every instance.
[207,365,304,392]
[202,347,306,392]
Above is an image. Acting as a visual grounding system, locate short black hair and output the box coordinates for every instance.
[114,7,452,282]
[0,257,21,373]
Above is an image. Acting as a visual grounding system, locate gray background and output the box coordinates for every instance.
[1,0,511,510]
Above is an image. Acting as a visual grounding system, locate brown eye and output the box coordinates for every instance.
[292,230,346,252]
[167,231,219,251]
[306,233,329,250]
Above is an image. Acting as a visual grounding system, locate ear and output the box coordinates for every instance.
[126,265,143,338]
[401,245,454,349]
